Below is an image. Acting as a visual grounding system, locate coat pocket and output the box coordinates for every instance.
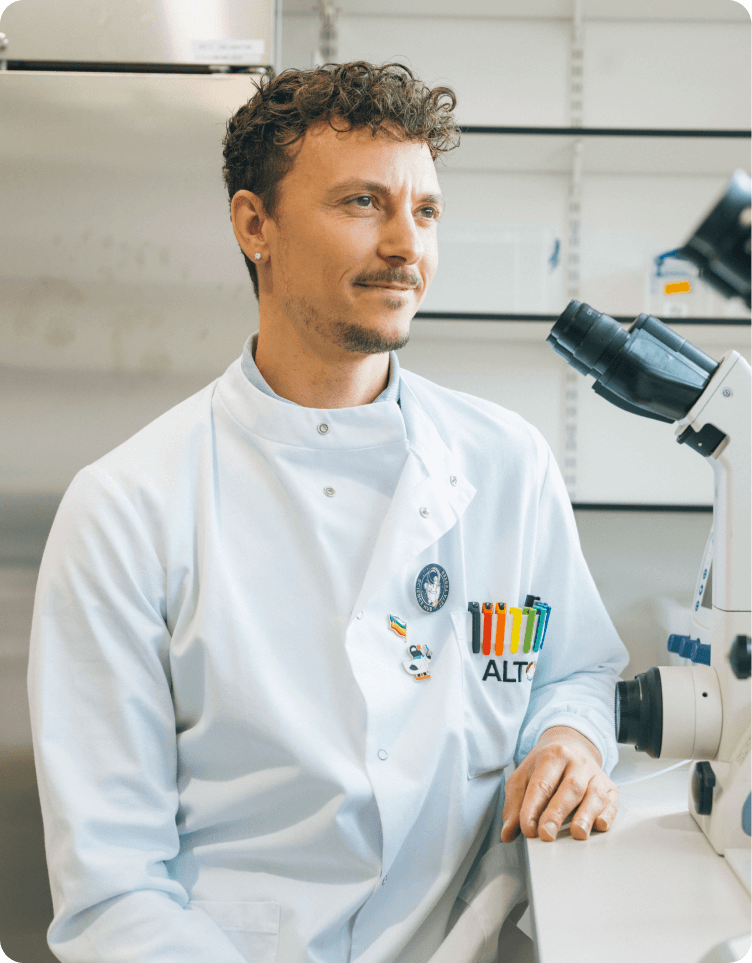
[189,900,280,962]
[450,609,538,779]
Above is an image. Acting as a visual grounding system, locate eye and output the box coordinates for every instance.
[420,206,441,220]
[347,194,441,221]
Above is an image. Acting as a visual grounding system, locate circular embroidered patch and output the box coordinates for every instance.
[415,564,450,613]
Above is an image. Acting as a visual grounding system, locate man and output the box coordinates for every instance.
[28,62,628,963]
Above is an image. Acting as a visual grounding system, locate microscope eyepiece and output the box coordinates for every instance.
[546,300,628,378]
[548,301,719,424]
[615,669,664,758]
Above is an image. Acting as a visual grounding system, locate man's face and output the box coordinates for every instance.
[262,120,443,355]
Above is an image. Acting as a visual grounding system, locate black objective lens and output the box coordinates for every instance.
[615,668,664,758]
[548,301,719,424]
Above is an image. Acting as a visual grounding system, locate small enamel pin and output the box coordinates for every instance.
[389,614,432,681]
[415,564,449,613]
[403,644,432,681]
[389,614,407,639]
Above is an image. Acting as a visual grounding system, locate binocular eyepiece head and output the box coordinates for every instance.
[547,301,719,426]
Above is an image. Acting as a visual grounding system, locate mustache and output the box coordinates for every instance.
[353,270,423,289]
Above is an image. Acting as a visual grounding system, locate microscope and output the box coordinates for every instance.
[546,170,751,888]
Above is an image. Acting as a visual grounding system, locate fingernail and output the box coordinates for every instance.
[575,820,590,837]
[543,821,558,839]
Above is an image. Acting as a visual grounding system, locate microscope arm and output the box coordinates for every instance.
[674,349,751,616]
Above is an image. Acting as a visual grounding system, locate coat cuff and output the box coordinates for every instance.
[523,712,618,777]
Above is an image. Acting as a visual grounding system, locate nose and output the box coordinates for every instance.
[378,204,424,268]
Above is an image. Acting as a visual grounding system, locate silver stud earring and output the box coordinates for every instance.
[254,253,261,261]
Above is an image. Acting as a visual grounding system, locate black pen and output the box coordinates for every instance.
[467,601,481,653]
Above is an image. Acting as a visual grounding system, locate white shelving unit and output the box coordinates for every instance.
[409,126,751,507]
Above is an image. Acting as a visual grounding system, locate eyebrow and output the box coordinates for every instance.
[324,179,445,211]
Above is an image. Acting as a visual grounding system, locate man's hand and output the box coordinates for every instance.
[500,726,618,843]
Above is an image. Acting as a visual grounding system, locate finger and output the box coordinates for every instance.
[592,792,619,834]
[567,783,619,841]
[500,770,529,842]
[517,760,569,839]
[535,768,600,841]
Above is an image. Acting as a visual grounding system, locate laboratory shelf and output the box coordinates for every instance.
[415,312,751,325]
[459,125,752,136]
[444,128,751,177]
[572,503,712,513]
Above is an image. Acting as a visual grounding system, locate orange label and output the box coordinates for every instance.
[664,281,691,294]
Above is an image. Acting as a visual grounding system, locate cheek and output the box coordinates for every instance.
[284,224,370,285]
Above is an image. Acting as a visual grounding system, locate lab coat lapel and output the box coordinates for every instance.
[351,378,476,618]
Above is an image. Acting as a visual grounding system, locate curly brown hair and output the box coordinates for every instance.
[222,61,460,298]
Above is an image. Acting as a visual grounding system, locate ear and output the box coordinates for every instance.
[231,190,270,261]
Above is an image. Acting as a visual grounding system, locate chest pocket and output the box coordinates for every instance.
[189,900,279,961]
[451,607,541,778]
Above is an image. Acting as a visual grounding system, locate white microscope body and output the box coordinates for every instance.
[549,310,752,886]
[669,349,751,869]
[547,171,751,892]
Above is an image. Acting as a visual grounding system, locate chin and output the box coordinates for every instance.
[334,317,411,355]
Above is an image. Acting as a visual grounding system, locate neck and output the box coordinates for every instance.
[254,314,391,409]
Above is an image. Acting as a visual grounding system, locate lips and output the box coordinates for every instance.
[357,283,416,291]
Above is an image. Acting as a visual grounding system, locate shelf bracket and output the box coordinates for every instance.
[563,0,586,501]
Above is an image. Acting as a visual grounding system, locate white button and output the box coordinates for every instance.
[324,487,335,497]
[419,506,430,518]
[357,610,364,619]
[317,423,329,434]
[450,475,458,486]
[378,749,388,760]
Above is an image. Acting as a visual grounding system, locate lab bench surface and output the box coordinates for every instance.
[523,747,751,963]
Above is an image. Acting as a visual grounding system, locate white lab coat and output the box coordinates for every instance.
[28,355,628,963]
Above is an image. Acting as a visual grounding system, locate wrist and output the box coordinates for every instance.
[537,725,602,767]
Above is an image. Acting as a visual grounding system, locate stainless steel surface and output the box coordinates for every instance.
[0,70,261,495]
[0,0,276,67]
[0,71,256,378]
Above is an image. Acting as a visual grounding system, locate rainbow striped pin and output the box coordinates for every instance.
[389,614,407,638]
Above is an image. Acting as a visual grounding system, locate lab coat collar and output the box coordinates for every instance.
[217,357,406,450]
[350,374,477,618]
[216,356,476,616]
[240,333,402,408]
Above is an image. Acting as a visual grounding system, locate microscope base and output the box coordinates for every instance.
[688,724,751,857]
[724,847,751,896]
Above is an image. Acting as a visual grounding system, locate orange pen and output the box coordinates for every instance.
[494,603,507,655]
[481,603,494,655]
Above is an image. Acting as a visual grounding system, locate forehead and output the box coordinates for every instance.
[280,120,439,194]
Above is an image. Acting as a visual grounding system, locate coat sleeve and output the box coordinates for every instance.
[27,465,248,963]
[513,444,630,775]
